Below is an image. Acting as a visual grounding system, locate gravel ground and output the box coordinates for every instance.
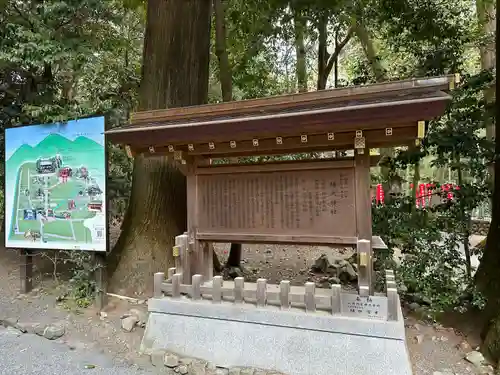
[0,327,155,375]
[213,242,353,283]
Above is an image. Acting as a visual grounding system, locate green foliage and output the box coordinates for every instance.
[373,73,494,312]
[61,250,99,308]
[0,0,138,302]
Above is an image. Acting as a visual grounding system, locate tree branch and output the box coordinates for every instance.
[324,24,354,78]
[11,2,36,33]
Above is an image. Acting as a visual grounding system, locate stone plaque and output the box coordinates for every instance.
[340,293,388,320]
[197,168,356,237]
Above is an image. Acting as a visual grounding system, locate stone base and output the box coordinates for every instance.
[141,297,413,375]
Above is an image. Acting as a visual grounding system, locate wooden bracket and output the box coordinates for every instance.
[417,121,425,138]
[124,145,133,158]
[174,150,183,161]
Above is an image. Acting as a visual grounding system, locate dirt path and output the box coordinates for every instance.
[0,239,493,375]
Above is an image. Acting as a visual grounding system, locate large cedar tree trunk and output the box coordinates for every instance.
[108,0,212,295]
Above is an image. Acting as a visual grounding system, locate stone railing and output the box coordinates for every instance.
[153,268,399,321]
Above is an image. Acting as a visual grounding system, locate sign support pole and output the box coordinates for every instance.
[19,249,33,294]
[93,252,107,311]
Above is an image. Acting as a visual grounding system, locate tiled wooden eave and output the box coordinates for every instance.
[105,89,451,157]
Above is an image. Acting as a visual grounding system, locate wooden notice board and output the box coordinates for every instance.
[197,167,356,238]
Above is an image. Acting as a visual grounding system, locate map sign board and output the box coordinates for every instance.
[5,117,107,251]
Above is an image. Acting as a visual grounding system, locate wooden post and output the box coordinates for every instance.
[355,148,373,294]
[186,159,201,282]
[175,234,190,284]
[357,239,371,296]
[94,252,107,311]
[154,272,165,297]
[202,242,214,281]
[168,267,176,280]
[19,249,33,294]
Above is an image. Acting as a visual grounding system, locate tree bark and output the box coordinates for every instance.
[293,7,307,93]
[108,0,212,295]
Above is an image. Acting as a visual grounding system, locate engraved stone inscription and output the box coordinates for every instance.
[198,168,356,237]
[340,293,388,320]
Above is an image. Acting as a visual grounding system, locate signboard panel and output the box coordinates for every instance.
[197,168,356,237]
[5,116,107,251]
[340,293,388,320]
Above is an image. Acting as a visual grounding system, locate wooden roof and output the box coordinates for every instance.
[106,75,457,157]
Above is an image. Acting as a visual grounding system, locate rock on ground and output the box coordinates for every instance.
[121,316,139,332]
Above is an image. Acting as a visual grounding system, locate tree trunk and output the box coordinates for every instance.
[476,0,496,141]
[354,24,386,82]
[226,243,242,267]
[476,0,496,190]
[317,18,354,90]
[456,156,472,279]
[354,23,394,194]
[293,8,307,93]
[334,29,339,88]
[317,12,328,91]
[108,0,212,295]
[213,0,232,102]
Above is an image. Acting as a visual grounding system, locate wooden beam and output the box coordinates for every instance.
[108,95,449,146]
[130,75,455,124]
[195,159,354,175]
[132,126,417,158]
[196,233,388,249]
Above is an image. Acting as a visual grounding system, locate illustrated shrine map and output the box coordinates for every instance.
[4,117,107,251]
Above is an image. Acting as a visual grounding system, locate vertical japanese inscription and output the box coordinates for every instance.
[198,168,356,237]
